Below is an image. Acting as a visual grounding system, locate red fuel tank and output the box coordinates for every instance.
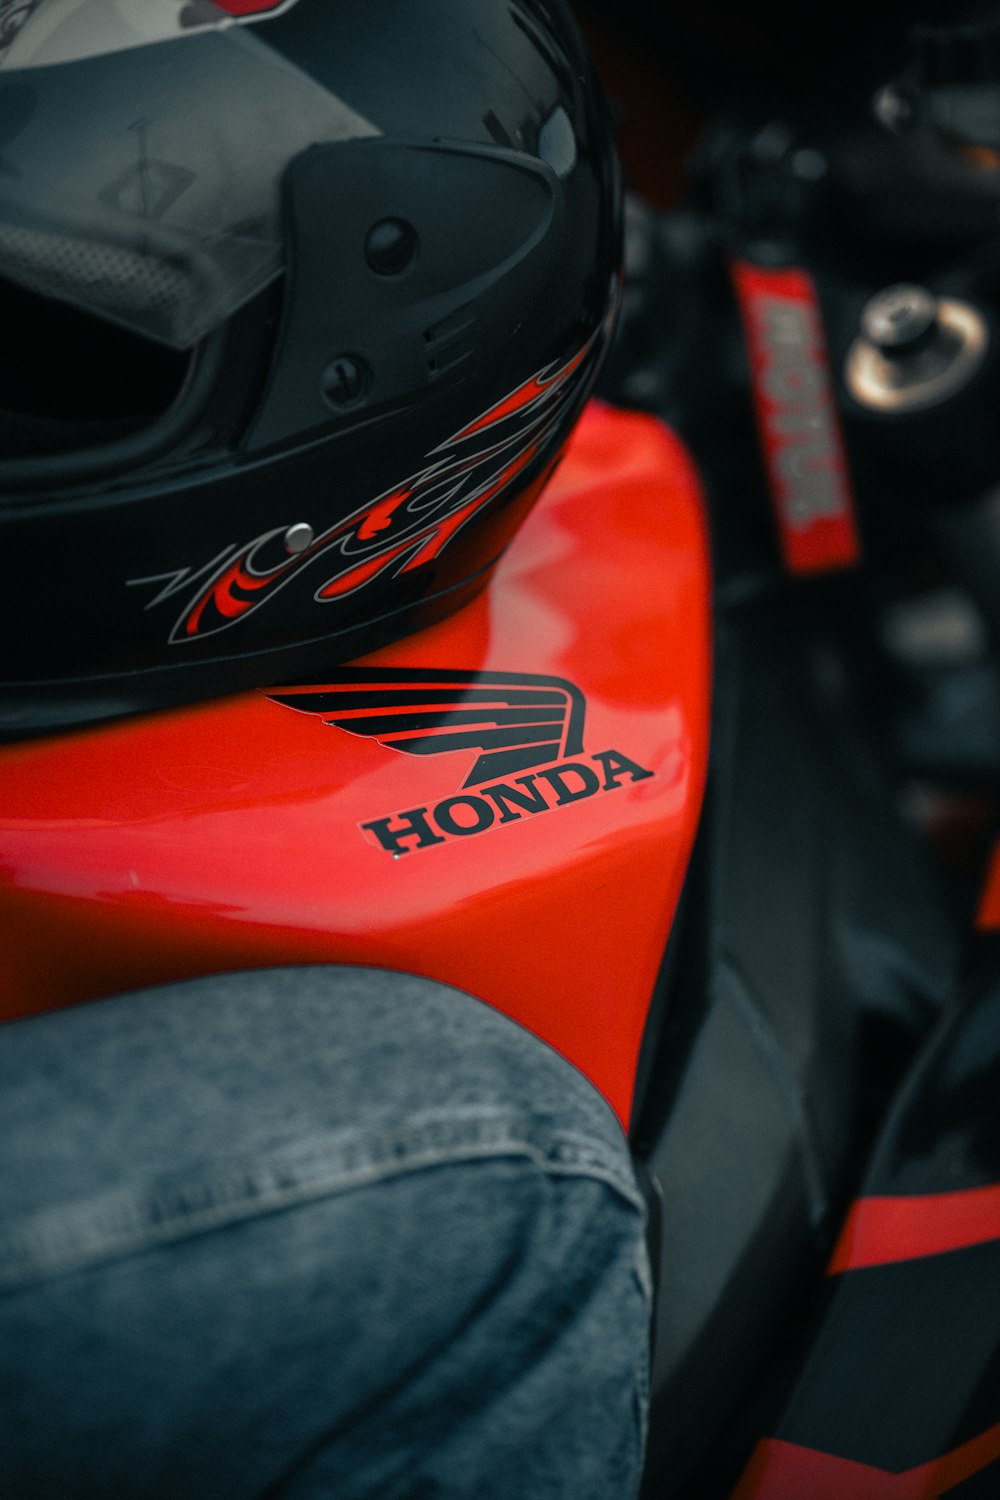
[0,402,711,1127]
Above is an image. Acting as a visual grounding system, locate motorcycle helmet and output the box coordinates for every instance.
[0,0,622,737]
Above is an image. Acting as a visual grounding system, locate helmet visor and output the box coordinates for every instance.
[0,0,377,348]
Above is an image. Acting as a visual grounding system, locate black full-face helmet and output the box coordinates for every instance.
[0,0,622,737]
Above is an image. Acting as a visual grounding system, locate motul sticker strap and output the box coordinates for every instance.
[732,260,861,576]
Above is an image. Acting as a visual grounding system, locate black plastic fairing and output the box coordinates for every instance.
[751,937,1000,1479]
[633,590,958,1497]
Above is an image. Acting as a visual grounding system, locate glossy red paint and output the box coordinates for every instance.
[828,1184,1000,1274]
[0,402,711,1127]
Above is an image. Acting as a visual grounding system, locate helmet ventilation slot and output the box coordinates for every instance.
[423,304,477,376]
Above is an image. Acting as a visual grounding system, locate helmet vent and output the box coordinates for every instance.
[423,304,477,376]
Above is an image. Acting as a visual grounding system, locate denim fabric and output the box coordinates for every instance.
[0,967,650,1499]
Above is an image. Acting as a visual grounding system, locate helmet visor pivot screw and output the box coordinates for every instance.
[321,355,372,410]
[365,218,418,275]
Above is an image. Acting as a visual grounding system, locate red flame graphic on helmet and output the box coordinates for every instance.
[133,336,598,646]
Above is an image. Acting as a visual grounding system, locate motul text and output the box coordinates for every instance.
[361,748,654,855]
[753,292,846,525]
[732,260,860,574]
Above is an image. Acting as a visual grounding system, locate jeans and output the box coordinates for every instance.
[0,966,650,1499]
